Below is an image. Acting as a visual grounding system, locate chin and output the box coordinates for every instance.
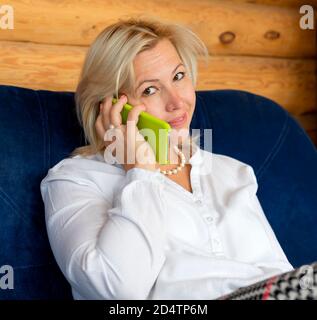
[169,125,190,144]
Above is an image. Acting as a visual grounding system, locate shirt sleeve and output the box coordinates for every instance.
[40,167,168,300]
[244,165,294,274]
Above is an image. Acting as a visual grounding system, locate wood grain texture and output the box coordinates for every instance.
[198,55,316,115]
[0,0,315,58]
[229,0,317,8]
[0,41,85,92]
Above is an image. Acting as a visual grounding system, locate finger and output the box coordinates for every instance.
[101,96,112,113]
[126,104,146,126]
[110,95,127,127]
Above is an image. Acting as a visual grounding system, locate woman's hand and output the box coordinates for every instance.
[95,95,157,172]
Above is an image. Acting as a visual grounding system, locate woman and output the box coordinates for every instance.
[40,17,293,300]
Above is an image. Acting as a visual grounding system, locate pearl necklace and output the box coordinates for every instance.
[159,145,186,175]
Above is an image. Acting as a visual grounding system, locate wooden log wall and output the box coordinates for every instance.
[0,0,316,145]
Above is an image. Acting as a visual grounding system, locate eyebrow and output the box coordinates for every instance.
[135,63,184,91]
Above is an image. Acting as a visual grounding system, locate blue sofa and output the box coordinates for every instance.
[0,84,316,299]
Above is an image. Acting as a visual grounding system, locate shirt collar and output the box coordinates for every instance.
[188,143,204,167]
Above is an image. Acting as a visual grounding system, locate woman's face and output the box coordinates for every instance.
[122,39,196,131]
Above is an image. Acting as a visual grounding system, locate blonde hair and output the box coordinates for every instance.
[71,17,208,157]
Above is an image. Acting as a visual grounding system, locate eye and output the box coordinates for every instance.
[174,71,185,81]
[142,86,157,97]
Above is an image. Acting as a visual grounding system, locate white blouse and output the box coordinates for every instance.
[40,145,293,300]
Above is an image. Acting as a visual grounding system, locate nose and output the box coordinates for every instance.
[165,90,184,112]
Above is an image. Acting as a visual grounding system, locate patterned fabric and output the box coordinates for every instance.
[219,262,317,300]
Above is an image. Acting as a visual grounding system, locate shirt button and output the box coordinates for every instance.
[205,216,214,223]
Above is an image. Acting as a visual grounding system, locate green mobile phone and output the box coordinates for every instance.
[112,98,171,165]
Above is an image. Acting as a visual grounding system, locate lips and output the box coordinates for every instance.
[168,113,187,128]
